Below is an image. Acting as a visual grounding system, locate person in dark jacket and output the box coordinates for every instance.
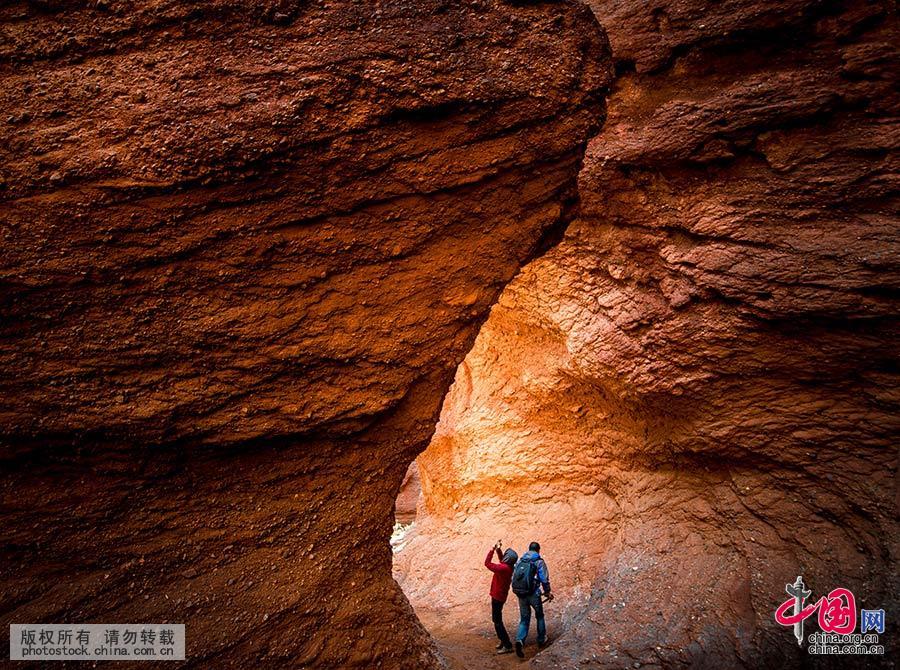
[484,541,518,654]
[514,541,553,658]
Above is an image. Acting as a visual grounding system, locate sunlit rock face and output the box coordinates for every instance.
[397,0,899,667]
[0,1,612,667]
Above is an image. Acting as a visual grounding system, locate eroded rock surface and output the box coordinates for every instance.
[397,1,899,667]
[394,461,421,524]
[0,2,612,667]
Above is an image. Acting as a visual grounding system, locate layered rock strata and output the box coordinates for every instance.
[0,2,612,667]
[397,1,899,667]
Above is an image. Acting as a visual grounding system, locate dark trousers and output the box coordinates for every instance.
[491,598,512,649]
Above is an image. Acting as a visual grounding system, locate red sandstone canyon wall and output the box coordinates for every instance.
[397,0,898,667]
[0,2,612,667]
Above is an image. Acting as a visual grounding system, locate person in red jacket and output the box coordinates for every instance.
[485,540,518,654]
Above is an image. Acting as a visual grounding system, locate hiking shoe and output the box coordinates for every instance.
[497,646,513,655]
[515,640,524,658]
[538,638,550,649]
[496,642,506,650]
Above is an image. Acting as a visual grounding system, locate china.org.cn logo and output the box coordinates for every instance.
[774,576,886,655]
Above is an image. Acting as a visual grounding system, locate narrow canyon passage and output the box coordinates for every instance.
[1,0,897,668]
[393,1,899,667]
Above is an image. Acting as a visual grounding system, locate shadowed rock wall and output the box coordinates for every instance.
[398,1,899,667]
[0,1,612,667]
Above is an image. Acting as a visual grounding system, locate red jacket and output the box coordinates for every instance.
[485,548,513,603]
